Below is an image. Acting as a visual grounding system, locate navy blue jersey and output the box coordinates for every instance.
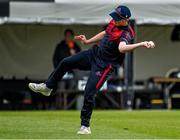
[92,20,134,66]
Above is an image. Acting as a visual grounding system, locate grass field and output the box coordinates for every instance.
[0,110,180,139]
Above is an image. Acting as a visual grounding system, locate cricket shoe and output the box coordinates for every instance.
[77,126,91,135]
[28,83,52,96]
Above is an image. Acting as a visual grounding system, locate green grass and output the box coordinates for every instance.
[0,110,180,139]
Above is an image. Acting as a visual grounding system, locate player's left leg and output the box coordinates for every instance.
[77,64,114,134]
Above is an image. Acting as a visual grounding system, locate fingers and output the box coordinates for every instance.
[74,35,82,40]
[74,35,85,40]
[74,35,88,45]
[143,41,155,49]
[148,41,155,48]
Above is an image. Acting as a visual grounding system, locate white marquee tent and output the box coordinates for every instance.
[0,0,180,80]
[3,0,180,25]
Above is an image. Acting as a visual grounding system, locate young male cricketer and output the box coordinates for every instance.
[29,5,155,134]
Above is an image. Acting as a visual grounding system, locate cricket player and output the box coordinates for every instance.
[29,5,155,134]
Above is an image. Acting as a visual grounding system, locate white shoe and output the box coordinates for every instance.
[77,126,91,135]
[28,83,52,96]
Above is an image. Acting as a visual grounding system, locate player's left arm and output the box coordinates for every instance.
[118,31,155,53]
[119,41,155,53]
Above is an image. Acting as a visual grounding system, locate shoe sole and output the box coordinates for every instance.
[28,84,50,96]
[77,131,91,135]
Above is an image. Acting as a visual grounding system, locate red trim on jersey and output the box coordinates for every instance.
[96,64,112,89]
[106,20,134,41]
[125,32,130,39]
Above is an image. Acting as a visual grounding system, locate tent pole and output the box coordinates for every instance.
[124,20,136,110]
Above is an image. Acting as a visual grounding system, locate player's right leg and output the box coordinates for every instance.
[29,50,93,96]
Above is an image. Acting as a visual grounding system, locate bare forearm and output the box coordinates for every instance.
[86,31,105,45]
[119,42,143,53]
[119,41,155,53]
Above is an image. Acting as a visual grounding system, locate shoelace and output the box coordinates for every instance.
[80,126,90,131]
[80,126,87,131]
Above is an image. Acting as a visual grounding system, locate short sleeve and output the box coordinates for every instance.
[120,31,132,44]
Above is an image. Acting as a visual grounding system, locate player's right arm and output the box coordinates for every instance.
[74,31,105,45]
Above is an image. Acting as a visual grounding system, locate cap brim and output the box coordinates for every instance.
[109,10,123,21]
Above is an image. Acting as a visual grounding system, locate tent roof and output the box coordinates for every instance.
[2,0,180,25]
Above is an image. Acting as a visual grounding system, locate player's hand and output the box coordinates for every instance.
[141,41,155,49]
[74,35,89,45]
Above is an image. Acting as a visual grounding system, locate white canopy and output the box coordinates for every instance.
[3,0,180,25]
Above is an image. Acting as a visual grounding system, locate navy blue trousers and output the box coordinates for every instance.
[46,49,113,127]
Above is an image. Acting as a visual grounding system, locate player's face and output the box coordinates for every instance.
[113,10,130,26]
[114,19,129,26]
